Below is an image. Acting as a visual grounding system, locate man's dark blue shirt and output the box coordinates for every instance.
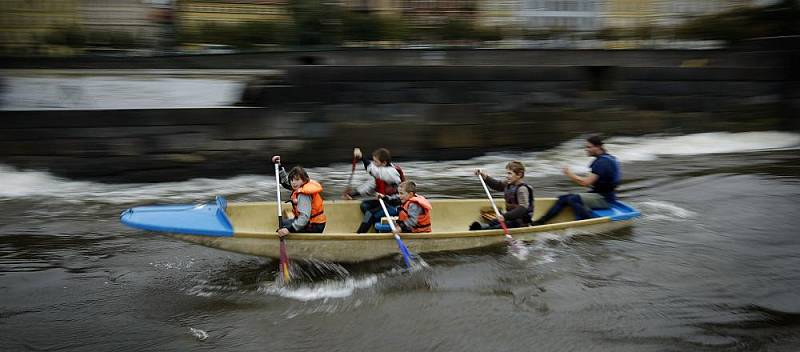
[589,153,620,201]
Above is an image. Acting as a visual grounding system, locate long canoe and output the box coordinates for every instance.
[120,196,639,263]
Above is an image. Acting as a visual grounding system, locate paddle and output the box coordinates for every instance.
[378,197,414,268]
[274,161,291,283]
[477,173,527,257]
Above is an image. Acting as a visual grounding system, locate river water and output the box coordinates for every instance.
[2,131,800,351]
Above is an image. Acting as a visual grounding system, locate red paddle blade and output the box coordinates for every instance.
[499,220,509,235]
[279,239,291,282]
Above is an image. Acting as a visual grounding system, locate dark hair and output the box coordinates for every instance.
[287,166,309,183]
[372,148,391,163]
[399,180,416,194]
[506,160,525,177]
[587,135,604,147]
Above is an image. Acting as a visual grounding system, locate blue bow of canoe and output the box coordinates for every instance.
[120,196,234,237]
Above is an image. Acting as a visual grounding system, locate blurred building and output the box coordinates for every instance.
[603,0,755,30]
[176,0,290,30]
[602,0,655,29]
[398,0,479,27]
[80,0,163,48]
[477,1,519,28]
[339,0,403,16]
[0,0,81,55]
[477,0,605,35]
[519,0,603,33]
[651,0,751,27]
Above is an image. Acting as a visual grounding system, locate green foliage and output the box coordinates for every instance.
[341,12,384,41]
[45,27,144,49]
[178,21,291,47]
[44,26,87,47]
[287,0,343,46]
[475,26,503,42]
[381,16,411,41]
[437,19,476,41]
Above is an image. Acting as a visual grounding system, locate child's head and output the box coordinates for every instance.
[287,166,309,190]
[505,161,525,184]
[398,180,416,202]
[372,148,391,166]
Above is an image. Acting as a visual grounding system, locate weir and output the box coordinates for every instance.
[1,43,797,182]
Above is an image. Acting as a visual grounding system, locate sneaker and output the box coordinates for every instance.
[469,221,482,231]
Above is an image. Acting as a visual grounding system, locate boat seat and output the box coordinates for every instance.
[374,216,399,233]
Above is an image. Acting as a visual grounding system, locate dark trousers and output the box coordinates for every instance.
[536,194,592,224]
[281,219,325,233]
[484,218,528,230]
[356,199,399,233]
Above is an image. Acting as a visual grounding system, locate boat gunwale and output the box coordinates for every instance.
[231,217,613,240]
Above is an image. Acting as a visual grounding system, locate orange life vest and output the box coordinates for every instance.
[397,195,432,233]
[291,180,327,224]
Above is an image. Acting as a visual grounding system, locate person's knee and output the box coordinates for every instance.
[566,194,583,205]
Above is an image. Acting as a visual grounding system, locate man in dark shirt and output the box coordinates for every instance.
[532,135,621,225]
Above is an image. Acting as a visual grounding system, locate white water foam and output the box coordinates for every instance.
[258,275,379,302]
[1,76,244,110]
[638,201,698,221]
[0,164,271,203]
[1,131,798,202]
[188,327,208,341]
[399,131,800,180]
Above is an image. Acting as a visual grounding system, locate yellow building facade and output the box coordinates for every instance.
[603,0,655,29]
[177,0,290,29]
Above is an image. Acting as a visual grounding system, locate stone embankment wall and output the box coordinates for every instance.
[1,45,797,182]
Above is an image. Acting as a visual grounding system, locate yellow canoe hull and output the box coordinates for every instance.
[171,198,635,263]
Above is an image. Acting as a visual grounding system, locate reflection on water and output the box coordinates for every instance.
[1,131,800,351]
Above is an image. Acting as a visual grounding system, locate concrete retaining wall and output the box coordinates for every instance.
[1,45,797,182]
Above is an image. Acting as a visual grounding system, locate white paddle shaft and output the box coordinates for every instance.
[478,174,502,218]
[378,198,398,234]
[274,163,282,218]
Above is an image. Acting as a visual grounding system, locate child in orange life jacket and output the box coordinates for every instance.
[470,160,534,231]
[272,155,326,237]
[379,181,432,233]
[343,147,405,233]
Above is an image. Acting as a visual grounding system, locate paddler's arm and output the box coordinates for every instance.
[475,169,506,192]
[563,167,598,188]
[284,194,311,232]
[272,155,292,190]
[348,180,375,197]
[277,166,293,191]
[367,163,401,184]
[354,147,371,170]
[377,192,400,203]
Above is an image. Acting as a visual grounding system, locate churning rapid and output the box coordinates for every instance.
[2,131,800,351]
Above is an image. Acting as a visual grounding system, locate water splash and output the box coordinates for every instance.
[188,327,208,341]
[259,275,379,301]
[639,201,697,221]
[1,131,798,202]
